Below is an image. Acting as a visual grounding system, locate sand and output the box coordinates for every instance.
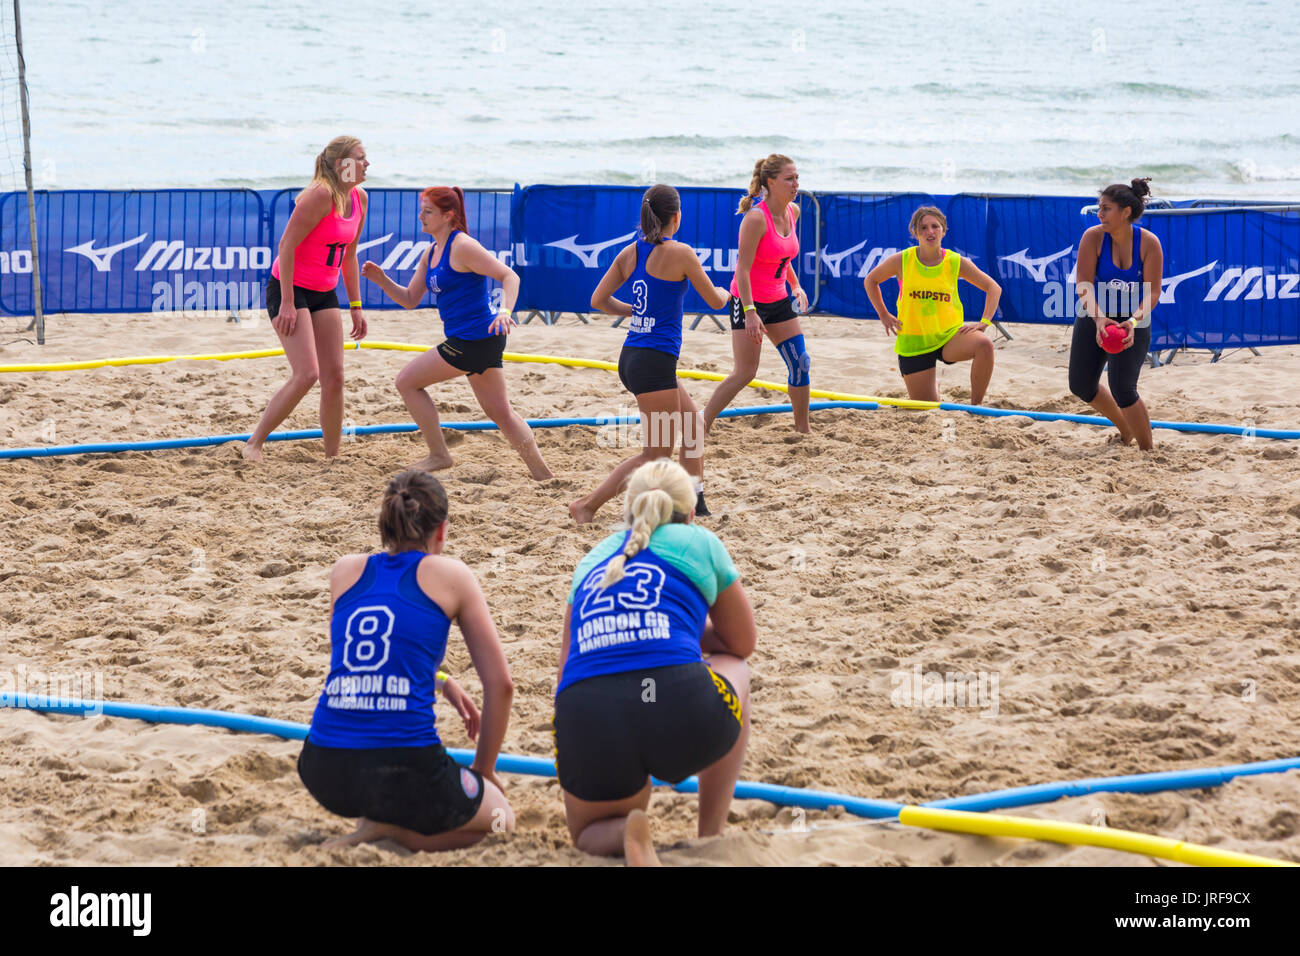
[1,308,1298,866]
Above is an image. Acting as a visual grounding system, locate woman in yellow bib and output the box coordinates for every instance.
[864,206,1001,403]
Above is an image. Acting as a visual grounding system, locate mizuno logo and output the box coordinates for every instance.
[1160,261,1217,303]
[1204,266,1300,301]
[376,238,430,271]
[67,234,271,272]
[66,234,147,272]
[815,243,897,279]
[357,234,392,254]
[546,231,636,268]
[135,240,271,271]
[0,249,33,274]
[818,240,868,278]
[999,245,1074,282]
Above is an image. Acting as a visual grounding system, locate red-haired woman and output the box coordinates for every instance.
[363,187,552,479]
[243,135,369,461]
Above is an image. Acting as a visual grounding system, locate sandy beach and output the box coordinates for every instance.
[1,309,1298,866]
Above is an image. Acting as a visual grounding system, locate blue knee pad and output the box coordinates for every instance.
[777,335,811,388]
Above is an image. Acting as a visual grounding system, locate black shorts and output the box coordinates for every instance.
[554,662,743,802]
[898,342,958,376]
[728,295,797,331]
[297,739,484,836]
[1067,315,1151,408]
[437,335,506,376]
[618,345,679,395]
[266,282,340,317]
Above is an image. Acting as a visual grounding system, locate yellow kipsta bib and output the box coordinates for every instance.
[895,247,963,356]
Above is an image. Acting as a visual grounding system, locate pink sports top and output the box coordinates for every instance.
[271,186,363,292]
[730,200,800,303]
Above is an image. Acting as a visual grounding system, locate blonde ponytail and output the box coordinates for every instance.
[737,153,795,214]
[298,135,361,216]
[738,158,766,214]
[597,459,697,588]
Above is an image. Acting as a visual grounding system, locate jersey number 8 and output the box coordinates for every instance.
[343,605,395,672]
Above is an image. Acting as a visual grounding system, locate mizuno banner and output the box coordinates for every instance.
[2,188,1296,352]
[0,189,267,316]
[512,185,816,315]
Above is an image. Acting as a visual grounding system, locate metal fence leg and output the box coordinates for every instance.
[1249,347,1262,357]
[991,320,1014,342]
[612,316,625,328]
[689,313,727,331]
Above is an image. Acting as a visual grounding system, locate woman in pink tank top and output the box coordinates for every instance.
[702,154,814,444]
[243,135,369,461]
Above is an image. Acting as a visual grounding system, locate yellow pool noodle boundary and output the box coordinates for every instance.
[0,340,939,411]
[898,805,1296,867]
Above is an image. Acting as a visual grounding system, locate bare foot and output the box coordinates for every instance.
[514,441,554,481]
[321,818,392,849]
[241,443,263,462]
[624,809,660,867]
[411,452,454,472]
[1105,432,1135,446]
[569,499,596,525]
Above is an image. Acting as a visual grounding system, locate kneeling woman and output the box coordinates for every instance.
[864,206,1001,404]
[299,470,515,851]
[556,459,755,866]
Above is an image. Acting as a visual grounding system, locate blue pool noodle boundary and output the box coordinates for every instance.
[4,399,1300,460]
[0,401,875,460]
[5,695,1297,821]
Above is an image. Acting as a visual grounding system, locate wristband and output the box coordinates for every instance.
[349,300,362,309]
[497,308,512,319]
[980,317,992,326]
[436,670,450,689]
[744,304,757,314]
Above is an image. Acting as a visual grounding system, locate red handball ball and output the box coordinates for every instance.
[1101,323,1128,354]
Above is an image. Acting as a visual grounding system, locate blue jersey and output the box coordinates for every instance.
[623,239,688,357]
[558,524,739,694]
[308,551,451,748]
[427,230,495,339]
[1095,224,1145,324]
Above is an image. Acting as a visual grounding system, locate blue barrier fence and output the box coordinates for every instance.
[2,186,1297,350]
[512,184,818,315]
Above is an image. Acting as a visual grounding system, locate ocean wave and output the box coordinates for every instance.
[507,134,804,151]
[1110,81,1210,99]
